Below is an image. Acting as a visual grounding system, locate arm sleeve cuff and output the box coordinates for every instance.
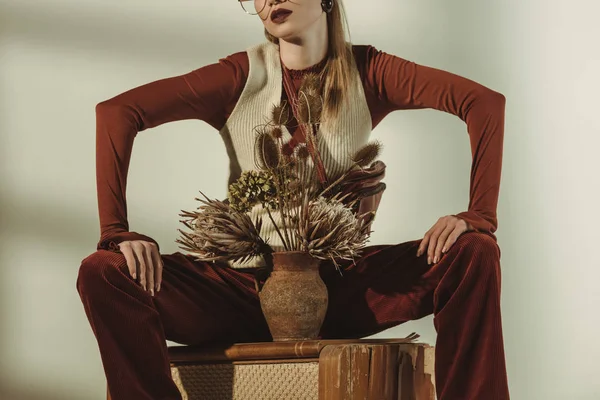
[452,211,498,242]
[97,231,160,253]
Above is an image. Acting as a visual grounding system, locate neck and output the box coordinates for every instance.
[278,14,329,70]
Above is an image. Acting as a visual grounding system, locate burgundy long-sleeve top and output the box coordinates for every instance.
[95,44,505,252]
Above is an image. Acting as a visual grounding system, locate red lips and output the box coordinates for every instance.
[271,8,292,22]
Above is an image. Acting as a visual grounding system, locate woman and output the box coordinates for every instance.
[76,0,509,399]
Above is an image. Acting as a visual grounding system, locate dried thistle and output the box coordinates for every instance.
[300,73,322,96]
[271,126,284,140]
[351,141,383,168]
[227,170,278,213]
[294,143,310,161]
[297,73,324,124]
[318,141,384,200]
[297,91,323,124]
[176,191,272,264]
[254,127,281,170]
[271,102,290,126]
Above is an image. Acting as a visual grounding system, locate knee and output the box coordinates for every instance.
[455,231,498,256]
[454,231,501,272]
[76,250,128,298]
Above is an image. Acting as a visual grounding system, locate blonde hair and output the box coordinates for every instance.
[264,0,354,122]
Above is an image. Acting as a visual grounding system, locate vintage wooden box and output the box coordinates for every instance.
[107,333,435,400]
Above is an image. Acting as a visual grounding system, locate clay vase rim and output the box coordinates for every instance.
[271,250,312,256]
[270,251,321,271]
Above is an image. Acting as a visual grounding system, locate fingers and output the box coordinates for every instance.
[142,243,155,296]
[426,217,448,264]
[119,242,137,280]
[130,242,147,292]
[439,217,471,257]
[442,228,461,256]
[117,240,161,296]
[433,224,454,264]
[418,216,469,264]
[149,244,163,292]
[416,231,430,258]
[132,242,155,297]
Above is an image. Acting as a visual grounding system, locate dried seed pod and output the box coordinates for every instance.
[295,143,310,161]
[297,91,323,124]
[255,128,281,170]
[300,73,322,96]
[271,126,283,140]
[351,141,382,167]
[271,102,290,125]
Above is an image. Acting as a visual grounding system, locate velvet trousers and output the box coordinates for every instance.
[76,231,510,400]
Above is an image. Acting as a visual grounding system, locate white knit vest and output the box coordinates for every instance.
[219,41,372,268]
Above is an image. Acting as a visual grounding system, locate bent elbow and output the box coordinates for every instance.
[95,100,125,122]
[483,89,506,109]
[96,100,120,124]
[470,89,506,119]
[95,99,141,133]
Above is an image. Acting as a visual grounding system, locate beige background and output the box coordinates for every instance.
[1,0,598,399]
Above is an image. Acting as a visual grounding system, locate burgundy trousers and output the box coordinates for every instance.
[76,231,510,400]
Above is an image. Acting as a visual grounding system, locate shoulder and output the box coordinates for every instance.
[217,50,250,77]
[220,41,280,73]
[202,50,250,97]
[349,44,392,88]
[351,44,382,61]
[350,44,385,79]
[348,44,414,114]
[351,43,377,59]
[350,44,408,72]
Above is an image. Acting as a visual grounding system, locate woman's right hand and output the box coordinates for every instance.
[117,240,163,296]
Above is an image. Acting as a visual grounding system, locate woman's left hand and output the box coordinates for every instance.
[416,215,475,264]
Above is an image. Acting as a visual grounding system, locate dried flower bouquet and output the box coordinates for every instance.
[176,73,384,271]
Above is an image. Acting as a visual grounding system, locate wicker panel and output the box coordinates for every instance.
[171,362,319,400]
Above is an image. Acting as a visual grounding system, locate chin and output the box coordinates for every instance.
[266,25,302,41]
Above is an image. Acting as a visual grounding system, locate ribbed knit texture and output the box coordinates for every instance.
[219,41,372,269]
